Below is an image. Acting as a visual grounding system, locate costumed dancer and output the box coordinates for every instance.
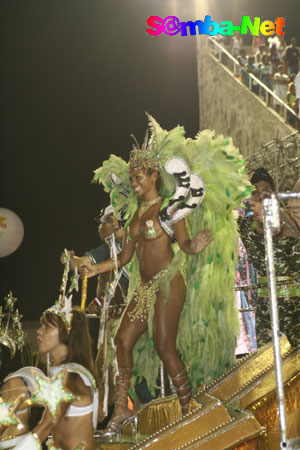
[80,114,250,437]
[11,255,99,450]
[0,292,44,449]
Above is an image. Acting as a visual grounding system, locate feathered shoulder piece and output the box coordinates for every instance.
[93,155,138,229]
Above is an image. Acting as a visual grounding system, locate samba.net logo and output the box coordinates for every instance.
[146,15,285,37]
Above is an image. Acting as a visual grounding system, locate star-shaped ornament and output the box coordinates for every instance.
[0,396,21,426]
[59,249,70,295]
[68,268,79,295]
[27,370,74,421]
[4,292,17,311]
[12,309,23,326]
[61,294,73,331]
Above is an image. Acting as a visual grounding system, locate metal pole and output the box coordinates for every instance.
[263,195,288,447]
[160,362,165,398]
[278,193,300,200]
[263,193,300,448]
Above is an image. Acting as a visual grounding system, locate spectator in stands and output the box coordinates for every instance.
[267,35,286,61]
[277,36,287,64]
[259,54,273,104]
[255,44,266,65]
[269,44,281,73]
[274,64,289,113]
[245,56,260,95]
[287,82,298,127]
[231,33,243,58]
[294,70,300,127]
[252,36,266,54]
[284,37,300,76]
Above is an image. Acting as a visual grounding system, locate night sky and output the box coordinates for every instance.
[1,0,299,320]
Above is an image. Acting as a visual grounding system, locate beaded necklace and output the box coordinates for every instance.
[138,197,161,219]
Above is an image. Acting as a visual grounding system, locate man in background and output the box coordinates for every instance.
[238,168,300,348]
[284,37,300,76]
[62,205,128,312]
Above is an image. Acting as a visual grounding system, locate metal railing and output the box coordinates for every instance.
[207,37,298,124]
[244,131,300,193]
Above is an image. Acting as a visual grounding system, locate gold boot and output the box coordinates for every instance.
[101,368,137,441]
[171,368,192,416]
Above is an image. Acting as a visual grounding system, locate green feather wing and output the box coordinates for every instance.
[93,155,138,228]
[178,131,251,387]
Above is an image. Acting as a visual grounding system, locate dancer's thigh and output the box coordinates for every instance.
[153,273,186,344]
[115,296,148,350]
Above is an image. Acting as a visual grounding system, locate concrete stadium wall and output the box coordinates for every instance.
[196,40,295,158]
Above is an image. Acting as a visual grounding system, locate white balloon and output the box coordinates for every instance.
[0,208,24,257]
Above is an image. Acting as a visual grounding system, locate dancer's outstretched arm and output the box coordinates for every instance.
[79,230,135,278]
[173,219,213,255]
